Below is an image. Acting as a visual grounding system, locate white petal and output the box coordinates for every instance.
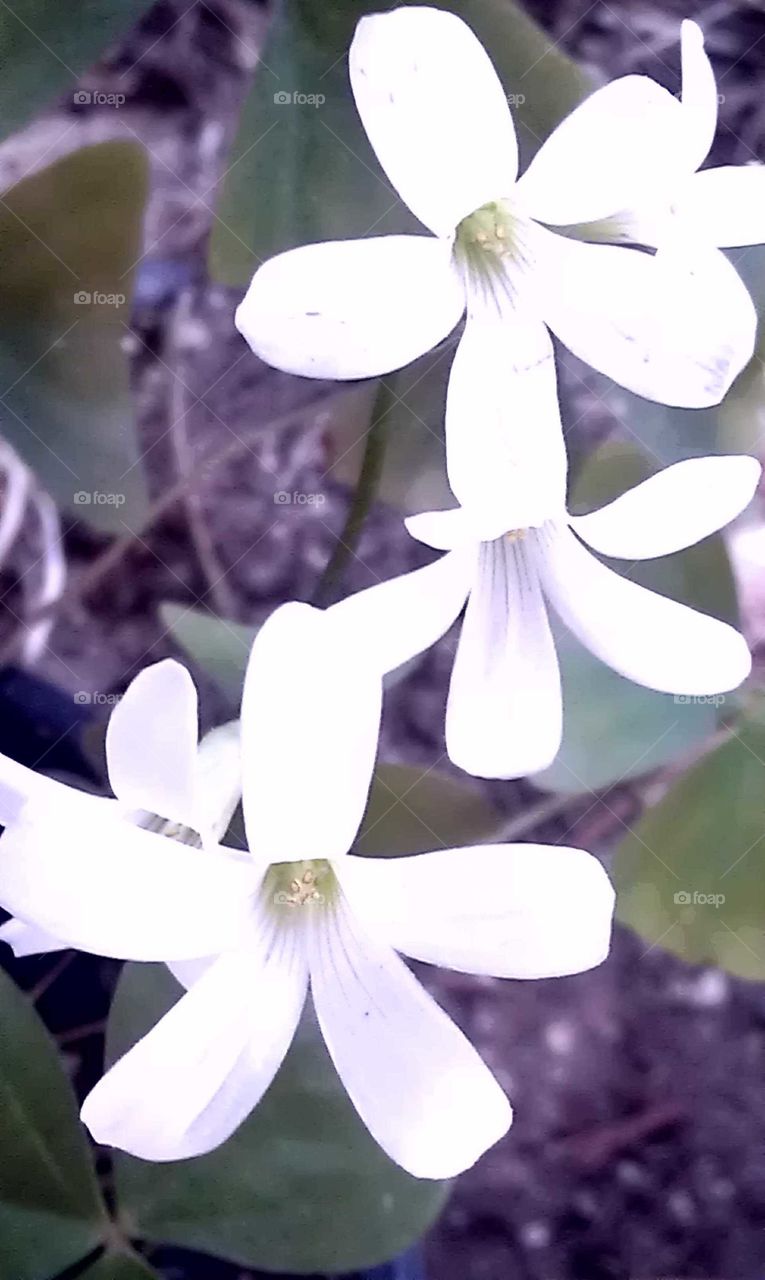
[309,895,511,1179]
[166,956,215,990]
[517,75,685,226]
[446,303,568,532]
[193,720,241,843]
[337,843,614,978]
[446,536,562,779]
[679,165,765,247]
[350,8,517,237]
[537,523,752,695]
[242,603,381,863]
[0,800,258,961]
[680,20,717,174]
[0,918,66,957]
[236,236,464,380]
[0,751,74,823]
[571,455,761,560]
[405,507,485,551]
[106,660,199,829]
[330,549,471,673]
[532,225,756,407]
[82,929,308,1160]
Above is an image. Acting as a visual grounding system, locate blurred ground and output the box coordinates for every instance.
[3,1,765,1277]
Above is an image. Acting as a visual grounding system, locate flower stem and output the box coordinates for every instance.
[313,379,393,607]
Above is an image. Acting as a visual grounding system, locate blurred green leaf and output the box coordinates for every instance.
[613,711,765,980]
[160,604,257,699]
[79,1252,160,1280]
[110,964,448,1274]
[211,0,590,283]
[0,140,148,530]
[354,762,500,857]
[605,246,765,466]
[0,968,107,1280]
[0,0,152,142]
[534,440,738,794]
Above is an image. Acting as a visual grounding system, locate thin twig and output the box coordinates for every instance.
[169,290,237,618]
[28,951,74,1003]
[0,384,354,665]
[312,379,394,608]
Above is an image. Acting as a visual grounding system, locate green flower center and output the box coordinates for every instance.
[454,200,528,311]
[265,859,337,911]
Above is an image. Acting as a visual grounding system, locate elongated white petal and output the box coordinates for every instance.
[337,843,614,978]
[193,720,241,843]
[0,750,84,823]
[309,896,511,1179]
[350,8,517,237]
[236,236,463,380]
[0,801,258,961]
[532,225,756,407]
[405,507,485,551]
[537,524,752,695]
[679,165,765,247]
[82,930,308,1160]
[517,75,685,226]
[166,956,215,990]
[0,918,66,957]
[330,549,471,674]
[680,20,717,174]
[571,455,761,560]
[446,537,562,779]
[446,303,568,532]
[242,603,381,863]
[106,660,199,829]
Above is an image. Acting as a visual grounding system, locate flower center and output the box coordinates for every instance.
[454,200,529,314]
[454,200,522,270]
[505,529,526,542]
[265,859,336,911]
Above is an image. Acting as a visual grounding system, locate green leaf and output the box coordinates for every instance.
[354,762,500,857]
[613,711,765,981]
[160,604,257,699]
[533,440,738,794]
[0,140,149,530]
[210,0,590,283]
[79,1251,161,1280]
[110,964,448,1274]
[0,968,107,1280]
[0,1,153,143]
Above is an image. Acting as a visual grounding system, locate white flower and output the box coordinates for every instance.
[337,456,760,779]
[605,21,765,253]
[0,662,244,960]
[236,4,755,438]
[0,604,615,1178]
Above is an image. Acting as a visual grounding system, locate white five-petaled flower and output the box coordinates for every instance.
[0,663,243,960]
[601,21,765,254]
[236,5,756,504]
[0,604,615,1178]
[336,456,760,780]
